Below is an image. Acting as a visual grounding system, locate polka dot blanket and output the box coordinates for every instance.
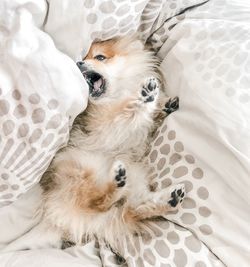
[1,0,250,267]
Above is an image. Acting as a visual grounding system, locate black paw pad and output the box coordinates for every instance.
[141,77,159,103]
[115,166,127,188]
[168,185,185,207]
[163,96,179,115]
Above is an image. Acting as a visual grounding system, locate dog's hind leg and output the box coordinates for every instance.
[123,183,185,222]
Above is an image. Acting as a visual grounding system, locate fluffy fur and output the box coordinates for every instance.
[3,37,184,253]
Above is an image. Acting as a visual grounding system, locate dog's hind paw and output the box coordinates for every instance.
[163,96,179,115]
[168,183,185,208]
[112,161,127,188]
[141,77,159,103]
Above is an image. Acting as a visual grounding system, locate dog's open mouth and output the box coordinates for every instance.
[82,71,106,98]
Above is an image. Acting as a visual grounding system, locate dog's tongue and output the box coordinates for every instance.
[93,78,103,91]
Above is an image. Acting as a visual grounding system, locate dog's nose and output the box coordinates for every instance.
[76,61,88,72]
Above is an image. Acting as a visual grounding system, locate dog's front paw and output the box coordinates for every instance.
[163,96,179,115]
[168,183,185,208]
[141,77,159,103]
[112,161,127,188]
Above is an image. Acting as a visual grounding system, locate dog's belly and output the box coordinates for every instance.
[42,146,150,246]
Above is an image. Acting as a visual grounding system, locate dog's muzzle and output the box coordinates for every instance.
[76,61,106,98]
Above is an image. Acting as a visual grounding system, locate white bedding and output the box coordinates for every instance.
[1,0,250,266]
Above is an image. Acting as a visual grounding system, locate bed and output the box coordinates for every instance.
[0,0,250,266]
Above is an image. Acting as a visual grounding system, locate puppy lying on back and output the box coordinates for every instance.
[4,37,185,252]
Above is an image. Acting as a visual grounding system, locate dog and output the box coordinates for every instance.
[3,36,185,253]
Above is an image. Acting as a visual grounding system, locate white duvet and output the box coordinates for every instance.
[0,0,250,266]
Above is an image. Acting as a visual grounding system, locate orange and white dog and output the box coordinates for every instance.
[3,37,184,252]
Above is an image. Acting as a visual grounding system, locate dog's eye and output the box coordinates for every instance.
[94,55,106,61]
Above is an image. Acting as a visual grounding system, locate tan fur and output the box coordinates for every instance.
[2,37,184,253]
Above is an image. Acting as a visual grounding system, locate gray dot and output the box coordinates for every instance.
[182,197,196,209]
[116,4,130,16]
[226,69,241,82]
[155,136,164,146]
[197,186,209,200]
[174,141,184,152]
[32,108,45,123]
[168,130,176,140]
[46,114,61,129]
[126,239,136,257]
[180,213,196,224]
[239,93,250,103]
[84,0,95,8]
[159,167,170,178]
[13,104,27,118]
[192,168,203,179]
[170,3,177,9]
[0,184,8,192]
[173,166,188,178]
[2,120,15,136]
[157,158,166,171]
[143,249,156,265]
[195,261,207,267]
[135,257,144,267]
[87,13,97,24]
[2,193,14,199]
[161,125,167,133]
[160,144,170,155]
[12,90,21,100]
[199,224,213,235]
[196,64,204,72]
[42,133,55,147]
[0,100,10,116]
[154,130,160,139]
[215,63,229,76]
[213,79,222,88]
[156,220,170,230]
[174,224,187,232]
[48,99,59,110]
[119,15,134,28]
[202,72,212,81]
[169,153,181,165]
[11,184,20,190]
[1,173,9,180]
[155,240,170,257]
[29,94,40,104]
[167,231,180,244]
[29,129,42,143]
[18,123,29,138]
[208,57,221,69]
[199,206,211,217]
[99,1,116,13]
[173,249,187,267]
[161,178,172,188]
[149,223,163,237]
[150,150,158,163]
[91,31,102,40]
[102,17,116,29]
[185,235,202,252]
[234,52,248,65]
[185,155,195,164]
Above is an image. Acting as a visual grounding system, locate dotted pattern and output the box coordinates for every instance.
[79,0,207,57]
[0,88,69,207]
[94,118,221,267]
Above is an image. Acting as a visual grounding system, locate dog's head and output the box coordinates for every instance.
[77,37,158,103]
